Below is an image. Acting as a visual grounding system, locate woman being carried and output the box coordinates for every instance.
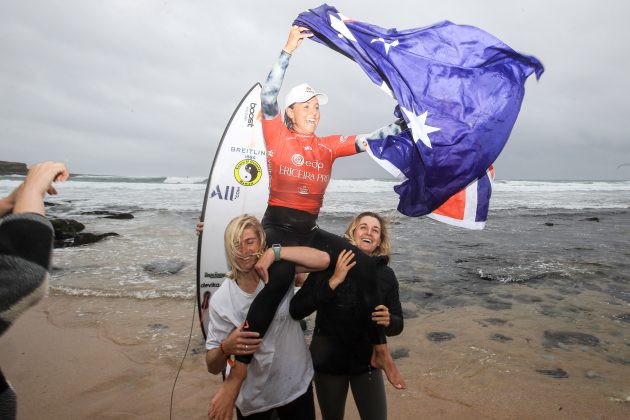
[236,26,405,389]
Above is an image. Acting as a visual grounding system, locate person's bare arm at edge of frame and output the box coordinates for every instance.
[2,162,69,216]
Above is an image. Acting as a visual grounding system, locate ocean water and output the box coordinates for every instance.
[1,175,629,304]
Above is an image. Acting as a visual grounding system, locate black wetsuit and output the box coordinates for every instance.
[289,255,403,420]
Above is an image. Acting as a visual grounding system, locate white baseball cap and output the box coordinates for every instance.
[284,83,329,108]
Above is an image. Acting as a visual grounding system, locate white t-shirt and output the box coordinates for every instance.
[205,278,313,416]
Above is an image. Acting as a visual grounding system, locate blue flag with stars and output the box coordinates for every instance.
[294,4,544,220]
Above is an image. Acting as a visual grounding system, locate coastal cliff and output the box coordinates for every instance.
[0,161,27,175]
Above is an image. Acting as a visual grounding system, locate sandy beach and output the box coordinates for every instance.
[1,291,628,420]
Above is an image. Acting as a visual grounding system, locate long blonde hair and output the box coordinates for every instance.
[224,214,266,280]
[343,212,391,257]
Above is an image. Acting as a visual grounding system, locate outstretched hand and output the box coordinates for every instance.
[23,161,68,195]
[12,161,69,216]
[283,25,313,54]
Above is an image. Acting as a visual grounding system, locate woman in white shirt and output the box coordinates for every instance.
[205,214,329,420]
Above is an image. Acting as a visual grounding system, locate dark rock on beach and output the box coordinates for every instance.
[148,323,169,332]
[607,356,630,366]
[143,260,186,274]
[72,232,119,246]
[483,298,512,311]
[401,307,419,319]
[51,218,86,239]
[490,333,513,343]
[543,331,600,348]
[476,318,508,327]
[539,304,560,318]
[536,368,569,379]
[513,294,543,304]
[391,348,409,359]
[51,218,119,248]
[0,160,27,175]
[427,332,455,342]
[104,213,134,219]
[81,210,134,219]
[611,313,630,323]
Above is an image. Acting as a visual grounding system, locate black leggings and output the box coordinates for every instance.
[236,206,385,364]
[235,383,315,420]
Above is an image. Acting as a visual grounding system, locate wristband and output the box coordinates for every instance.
[272,244,281,262]
[220,342,235,367]
[220,342,229,358]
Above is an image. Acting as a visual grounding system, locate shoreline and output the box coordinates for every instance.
[1,293,628,419]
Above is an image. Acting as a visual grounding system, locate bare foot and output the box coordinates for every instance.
[371,344,406,389]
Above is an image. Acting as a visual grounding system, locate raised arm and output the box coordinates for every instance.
[255,245,329,284]
[354,119,406,152]
[0,162,67,336]
[261,26,313,120]
[1,162,68,217]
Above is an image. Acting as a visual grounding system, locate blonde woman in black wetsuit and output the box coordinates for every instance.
[290,212,403,420]
[232,26,407,390]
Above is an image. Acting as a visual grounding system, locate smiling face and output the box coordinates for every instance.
[237,227,261,272]
[352,215,382,255]
[224,215,266,279]
[286,96,320,135]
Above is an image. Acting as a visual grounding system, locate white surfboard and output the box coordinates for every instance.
[196,83,269,338]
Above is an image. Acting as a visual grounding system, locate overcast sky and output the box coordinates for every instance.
[1,0,629,180]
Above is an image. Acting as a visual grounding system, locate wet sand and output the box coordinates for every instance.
[1,293,628,419]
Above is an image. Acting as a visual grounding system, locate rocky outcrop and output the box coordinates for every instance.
[0,161,27,175]
[81,211,134,219]
[143,260,186,274]
[50,218,119,248]
[72,232,119,246]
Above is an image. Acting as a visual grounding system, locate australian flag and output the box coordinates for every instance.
[295,4,544,228]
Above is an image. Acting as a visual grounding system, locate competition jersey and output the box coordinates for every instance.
[262,115,358,214]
